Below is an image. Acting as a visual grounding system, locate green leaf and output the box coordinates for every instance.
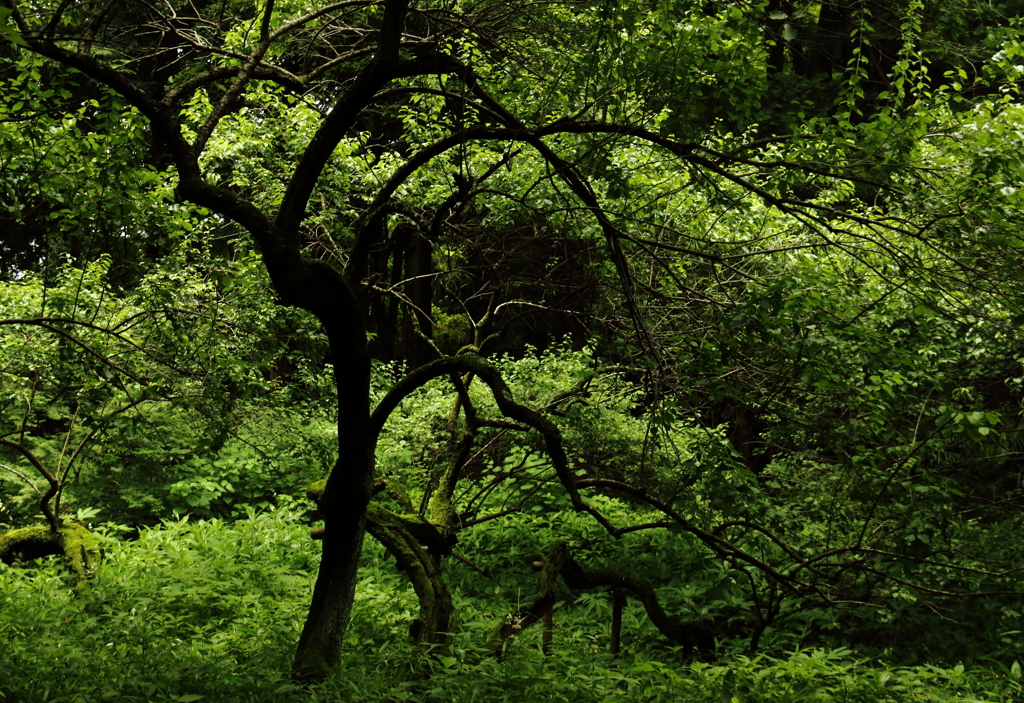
[0,7,28,46]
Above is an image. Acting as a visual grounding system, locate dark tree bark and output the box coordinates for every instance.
[486,543,714,657]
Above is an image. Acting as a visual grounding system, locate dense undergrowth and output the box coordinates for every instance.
[2,506,1020,703]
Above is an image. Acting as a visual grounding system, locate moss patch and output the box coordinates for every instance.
[0,524,60,564]
[59,521,102,583]
[0,521,101,585]
[305,478,327,504]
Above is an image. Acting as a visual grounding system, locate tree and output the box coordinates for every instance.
[0,259,152,581]
[0,254,335,529]
[2,0,1021,679]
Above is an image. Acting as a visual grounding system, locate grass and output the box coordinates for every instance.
[1,506,1020,703]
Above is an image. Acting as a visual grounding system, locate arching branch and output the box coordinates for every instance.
[370,353,582,507]
[487,542,715,656]
[0,438,59,531]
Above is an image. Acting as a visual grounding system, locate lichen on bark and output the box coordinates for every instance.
[365,503,455,651]
[305,478,456,652]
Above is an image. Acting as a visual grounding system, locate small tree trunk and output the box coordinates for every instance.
[542,605,553,655]
[610,588,625,656]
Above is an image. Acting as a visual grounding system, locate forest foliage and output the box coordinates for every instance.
[1,0,1024,699]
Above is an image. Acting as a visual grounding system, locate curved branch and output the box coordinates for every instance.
[0,438,59,531]
[0,318,148,387]
[488,542,714,655]
[275,0,415,233]
[6,11,198,176]
[371,85,505,122]
[269,1,381,41]
[0,317,191,376]
[713,519,807,564]
[0,463,43,498]
[191,26,275,154]
[162,66,304,107]
[370,353,582,507]
[575,478,798,586]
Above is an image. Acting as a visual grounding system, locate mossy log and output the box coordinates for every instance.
[0,525,59,563]
[0,521,101,585]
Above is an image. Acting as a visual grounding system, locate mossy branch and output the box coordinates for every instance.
[306,479,456,649]
[0,521,101,586]
[307,480,455,555]
[365,503,455,650]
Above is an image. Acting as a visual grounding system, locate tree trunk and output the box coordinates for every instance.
[366,503,455,650]
[292,319,374,679]
[293,491,370,678]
